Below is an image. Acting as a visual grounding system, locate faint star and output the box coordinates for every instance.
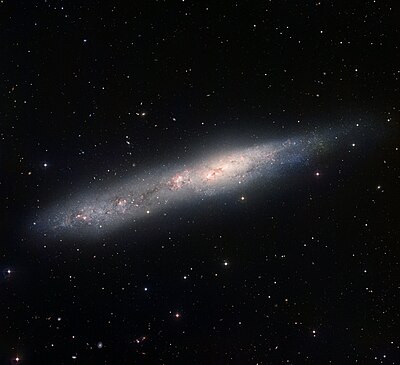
[3,268,12,279]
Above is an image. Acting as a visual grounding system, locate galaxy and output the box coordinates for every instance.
[40,131,337,237]
[2,1,399,364]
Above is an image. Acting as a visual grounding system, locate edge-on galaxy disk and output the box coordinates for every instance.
[35,130,342,238]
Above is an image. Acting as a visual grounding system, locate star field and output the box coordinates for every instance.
[1,1,399,364]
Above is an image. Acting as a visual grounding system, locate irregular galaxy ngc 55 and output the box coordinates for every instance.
[38,130,348,237]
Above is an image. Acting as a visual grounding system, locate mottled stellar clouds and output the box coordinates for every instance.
[38,127,357,238]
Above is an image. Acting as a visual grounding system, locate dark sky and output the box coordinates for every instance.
[1,1,399,364]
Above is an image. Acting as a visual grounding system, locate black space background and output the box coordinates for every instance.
[1,1,399,364]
